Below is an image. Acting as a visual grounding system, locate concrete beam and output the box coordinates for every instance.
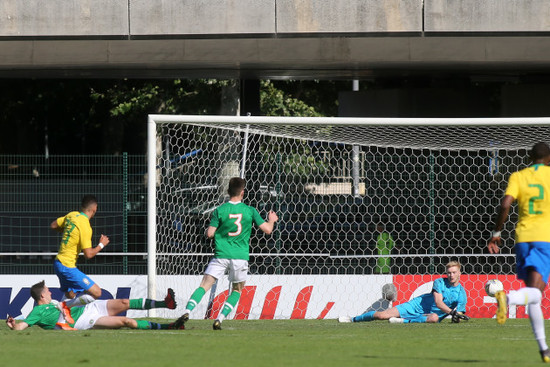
[0,0,128,36]
[130,0,275,35]
[425,0,550,32]
[1,0,550,79]
[276,0,422,33]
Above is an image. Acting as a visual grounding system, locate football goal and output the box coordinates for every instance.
[147,115,550,319]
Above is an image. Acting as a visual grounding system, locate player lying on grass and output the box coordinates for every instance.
[338,261,469,324]
[6,280,182,331]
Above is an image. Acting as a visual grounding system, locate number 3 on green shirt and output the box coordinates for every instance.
[528,184,544,215]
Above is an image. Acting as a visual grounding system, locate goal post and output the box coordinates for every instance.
[147,114,550,319]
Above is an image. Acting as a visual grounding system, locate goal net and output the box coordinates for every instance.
[147,115,550,320]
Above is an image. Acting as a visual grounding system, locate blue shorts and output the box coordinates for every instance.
[396,302,422,319]
[515,242,550,283]
[53,259,95,294]
[396,297,432,319]
[396,294,446,322]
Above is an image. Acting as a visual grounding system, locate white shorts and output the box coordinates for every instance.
[204,258,248,283]
[73,300,109,330]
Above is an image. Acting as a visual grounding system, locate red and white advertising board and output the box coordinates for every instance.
[0,274,543,320]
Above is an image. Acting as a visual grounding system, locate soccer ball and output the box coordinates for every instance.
[382,283,397,302]
[485,279,504,297]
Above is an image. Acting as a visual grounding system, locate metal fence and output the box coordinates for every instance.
[0,154,148,274]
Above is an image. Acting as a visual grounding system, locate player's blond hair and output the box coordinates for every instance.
[446,260,461,270]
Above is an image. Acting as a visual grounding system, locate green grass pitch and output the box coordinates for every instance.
[1,318,545,367]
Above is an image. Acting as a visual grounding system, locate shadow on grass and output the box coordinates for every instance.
[361,355,488,364]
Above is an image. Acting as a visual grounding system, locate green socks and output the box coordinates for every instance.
[220,291,241,318]
[136,320,150,329]
[129,298,166,310]
[135,320,170,330]
[185,287,206,312]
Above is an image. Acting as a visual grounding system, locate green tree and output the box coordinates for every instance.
[260,80,324,117]
[0,78,343,155]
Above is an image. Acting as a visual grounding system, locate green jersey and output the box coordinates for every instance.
[24,302,85,329]
[375,232,395,274]
[209,201,265,260]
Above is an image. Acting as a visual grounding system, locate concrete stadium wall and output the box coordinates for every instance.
[272,0,421,33]
[2,0,549,37]
[0,0,128,36]
[130,0,275,35]
[2,0,550,79]
[425,0,550,32]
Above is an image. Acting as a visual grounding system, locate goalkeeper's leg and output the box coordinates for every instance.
[405,315,429,323]
[352,307,400,322]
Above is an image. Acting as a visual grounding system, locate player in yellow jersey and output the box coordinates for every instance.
[488,142,550,363]
[50,195,109,307]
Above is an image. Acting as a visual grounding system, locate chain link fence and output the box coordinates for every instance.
[0,154,148,274]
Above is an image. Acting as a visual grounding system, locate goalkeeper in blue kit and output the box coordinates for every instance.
[339,261,468,324]
[174,177,278,330]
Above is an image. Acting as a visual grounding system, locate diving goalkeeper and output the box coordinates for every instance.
[339,261,468,324]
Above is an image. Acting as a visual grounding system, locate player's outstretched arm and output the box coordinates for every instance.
[83,234,109,259]
[448,308,470,323]
[6,316,29,331]
[50,219,63,232]
[488,195,514,254]
[433,292,453,315]
[259,210,279,235]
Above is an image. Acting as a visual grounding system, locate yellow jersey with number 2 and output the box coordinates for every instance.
[505,164,550,243]
[55,211,93,267]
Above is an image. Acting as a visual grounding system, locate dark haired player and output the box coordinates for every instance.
[488,142,550,363]
[51,195,109,307]
[174,177,278,330]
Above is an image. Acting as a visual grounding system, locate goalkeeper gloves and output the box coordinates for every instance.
[449,308,470,323]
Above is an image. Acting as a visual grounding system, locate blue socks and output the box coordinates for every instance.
[352,311,376,322]
[350,311,428,323]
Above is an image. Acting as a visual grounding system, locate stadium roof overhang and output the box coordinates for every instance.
[2,35,550,80]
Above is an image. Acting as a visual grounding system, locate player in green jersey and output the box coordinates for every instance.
[174,177,278,330]
[6,280,180,331]
[374,223,395,274]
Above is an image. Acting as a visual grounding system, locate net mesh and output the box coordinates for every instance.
[151,116,546,319]
[153,119,540,275]
[188,121,550,150]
